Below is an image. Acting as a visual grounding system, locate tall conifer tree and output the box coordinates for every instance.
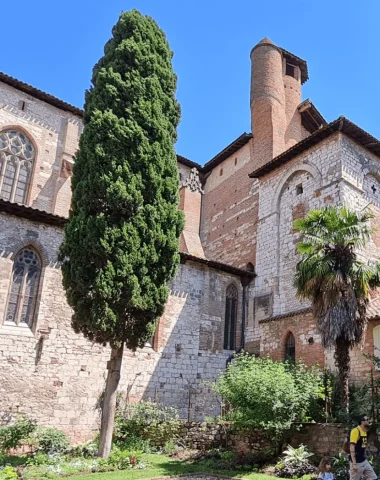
[59,9,183,457]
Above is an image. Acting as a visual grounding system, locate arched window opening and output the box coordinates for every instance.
[285,332,296,362]
[373,326,380,371]
[0,130,35,204]
[224,284,238,350]
[246,262,255,273]
[4,247,41,327]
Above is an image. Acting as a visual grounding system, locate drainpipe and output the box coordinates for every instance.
[226,276,250,367]
[240,276,250,350]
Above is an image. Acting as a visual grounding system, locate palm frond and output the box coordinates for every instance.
[294,206,379,350]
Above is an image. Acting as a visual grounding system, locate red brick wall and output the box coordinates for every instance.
[200,141,258,269]
[349,319,380,382]
[259,311,325,367]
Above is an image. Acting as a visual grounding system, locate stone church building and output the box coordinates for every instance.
[1,37,380,441]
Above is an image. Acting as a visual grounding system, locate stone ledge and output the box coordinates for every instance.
[0,324,35,337]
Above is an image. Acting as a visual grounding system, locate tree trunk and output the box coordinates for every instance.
[334,338,350,413]
[98,343,124,458]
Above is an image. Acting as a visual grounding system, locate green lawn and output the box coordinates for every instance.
[69,453,278,480]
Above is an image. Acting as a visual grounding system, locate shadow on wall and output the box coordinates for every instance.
[118,261,244,421]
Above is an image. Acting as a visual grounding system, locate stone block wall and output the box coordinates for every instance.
[0,81,81,216]
[178,422,380,458]
[0,213,244,443]
[178,422,272,453]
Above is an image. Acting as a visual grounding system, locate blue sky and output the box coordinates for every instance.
[2,1,379,164]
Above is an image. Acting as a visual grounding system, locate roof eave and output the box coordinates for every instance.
[249,116,380,179]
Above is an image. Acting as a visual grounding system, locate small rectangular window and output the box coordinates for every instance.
[296,184,303,195]
[220,168,223,176]
[19,101,26,111]
[286,63,296,78]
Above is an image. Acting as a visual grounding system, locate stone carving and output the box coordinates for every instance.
[182,167,204,194]
[60,159,73,178]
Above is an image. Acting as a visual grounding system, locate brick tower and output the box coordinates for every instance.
[250,38,308,170]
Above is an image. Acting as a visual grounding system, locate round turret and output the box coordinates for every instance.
[250,38,286,169]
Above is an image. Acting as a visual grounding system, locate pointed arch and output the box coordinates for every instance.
[284,331,296,362]
[224,284,238,350]
[4,246,42,328]
[0,128,36,205]
[271,162,322,215]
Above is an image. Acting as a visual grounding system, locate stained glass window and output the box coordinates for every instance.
[224,285,238,350]
[0,130,35,204]
[5,247,41,327]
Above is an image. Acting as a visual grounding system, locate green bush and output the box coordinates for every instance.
[275,444,316,478]
[68,440,98,458]
[0,415,36,452]
[114,434,151,453]
[114,401,180,447]
[0,466,17,480]
[101,449,141,470]
[32,427,70,453]
[332,452,349,480]
[213,354,324,438]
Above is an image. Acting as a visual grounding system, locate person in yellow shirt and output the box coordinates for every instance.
[349,414,377,480]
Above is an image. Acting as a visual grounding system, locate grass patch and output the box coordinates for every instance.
[68,453,280,480]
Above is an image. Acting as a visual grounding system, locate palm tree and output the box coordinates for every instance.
[293,206,380,411]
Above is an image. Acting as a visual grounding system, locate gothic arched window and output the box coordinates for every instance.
[4,247,41,327]
[0,129,35,204]
[224,284,238,350]
[285,332,296,362]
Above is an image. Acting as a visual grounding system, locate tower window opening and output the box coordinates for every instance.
[296,184,303,195]
[286,62,296,78]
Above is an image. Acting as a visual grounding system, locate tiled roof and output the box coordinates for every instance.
[0,71,84,117]
[259,307,312,324]
[0,71,202,169]
[367,297,380,319]
[249,116,380,178]
[203,133,252,173]
[0,198,67,227]
[0,199,254,277]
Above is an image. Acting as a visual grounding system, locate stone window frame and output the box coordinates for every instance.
[0,125,38,207]
[224,284,238,351]
[1,241,49,336]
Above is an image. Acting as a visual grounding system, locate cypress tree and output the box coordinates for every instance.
[59,9,183,457]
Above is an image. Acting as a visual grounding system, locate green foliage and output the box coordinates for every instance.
[293,206,380,350]
[333,452,349,471]
[23,447,143,478]
[0,466,17,480]
[332,453,349,480]
[324,369,377,424]
[213,354,324,437]
[68,441,99,458]
[59,9,184,349]
[275,444,316,478]
[0,415,36,452]
[32,427,70,453]
[114,401,180,447]
[115,435,152,454]
[282,444,313,464]
[100,448,141,470]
